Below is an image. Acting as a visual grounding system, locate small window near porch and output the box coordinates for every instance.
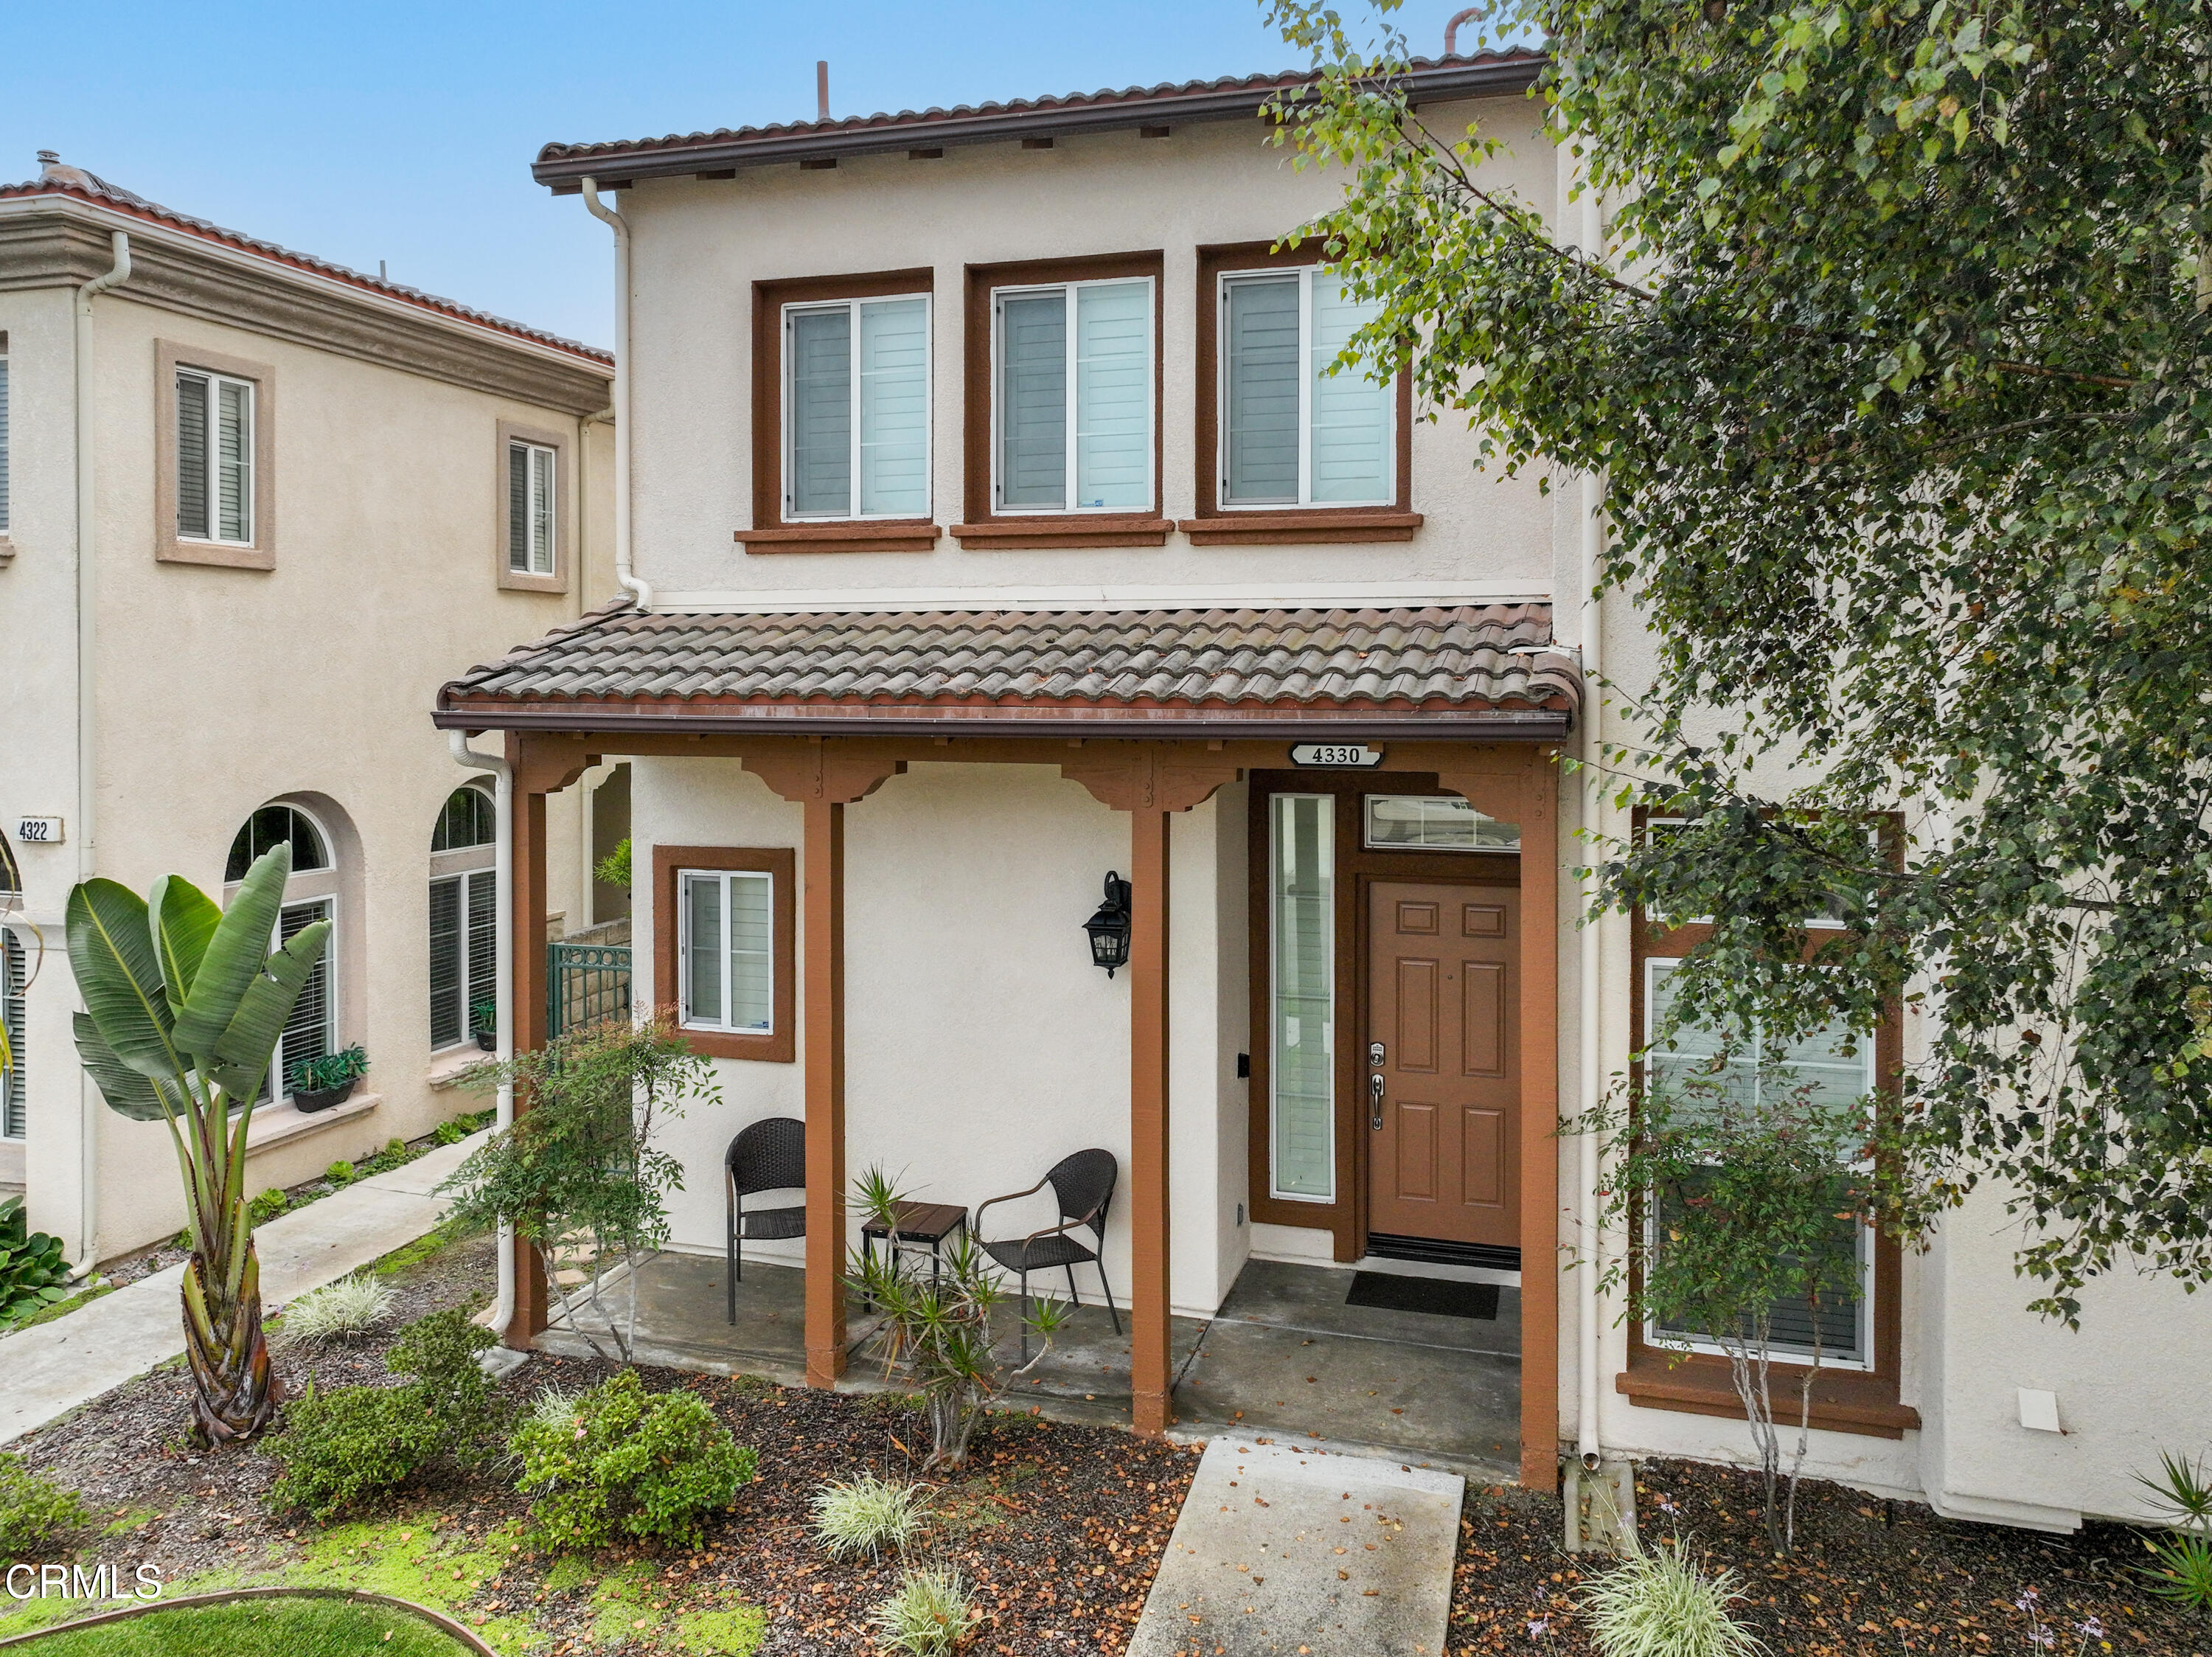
[1269,794,1335,1202]
[679,869,776,1035]
[1364,794,1520,852]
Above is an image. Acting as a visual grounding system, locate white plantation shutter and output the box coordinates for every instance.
[466,871,498,1021]
[787,308,852,515]
[217,378,252,541]
[1307,275,1390,504]
[726,872,773,1032]
[1223,276,1301,504]
[429,878,463,1048]
[507,444,530,572]
[1074,281,1150,510]
[529,444,555,572]
[265,899,333,1100]
[998,291,1067,508]
[0,355,10,535]
[176,372,211,538]
[856,298,928,516]
[3,928,25,1140]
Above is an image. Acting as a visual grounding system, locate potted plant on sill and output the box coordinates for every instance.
[289,1045,369,1114]
[469,999,496,1052]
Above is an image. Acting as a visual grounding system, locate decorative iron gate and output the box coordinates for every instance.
[548,943,632,1038]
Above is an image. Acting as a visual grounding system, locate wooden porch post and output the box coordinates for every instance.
[1129,807,1172,1437]
[802,796,848,1389]
[504,757,551,1350]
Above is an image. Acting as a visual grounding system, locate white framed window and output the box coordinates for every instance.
[992,277,1152,514]
[782,294,931,521]
[1364,794,1520,853]
[175,367,255,545]
[1269,794,1335,1202]
[1218,267,1392,509]
[428,872,496,1052]
[507,440,556,575]
[678,869,776,1035]
[0,335,11,535]
[1641,956,1875,1368]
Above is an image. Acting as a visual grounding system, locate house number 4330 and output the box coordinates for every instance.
[15,816,63,845]
[1289,744,1385,769]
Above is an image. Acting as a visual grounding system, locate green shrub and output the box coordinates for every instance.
[0,1198,75,1330]
[0,1455,90,1555]
[265,1308,502,1520]
[813,1473,929,1560]
[594,837,631,891]
[510,1369,755,1549]
[871,1566,969,1657]
[246,1188,291,1227]
[1578,1539,1764,1657]
[324,1161,357,1187]
[2136,1448,2212,1616]
[431,1120,466,1147]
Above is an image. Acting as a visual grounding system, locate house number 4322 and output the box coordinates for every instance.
[15,816,63,845]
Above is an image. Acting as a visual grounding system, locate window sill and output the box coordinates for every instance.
[428,1049,492,1092]
[1616,1355,1920,1439]
[247,1089,382,1154]
[952,516,1173,550]
[737,521,940,554]
[674,1024,794,1064]
[1179,510,1423,546]
[0,538,14,564]
[156,538,275,571]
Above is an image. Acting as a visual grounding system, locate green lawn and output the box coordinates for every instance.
[18,1595,473,1656]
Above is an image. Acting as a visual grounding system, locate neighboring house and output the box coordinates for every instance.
[0,155,630,1261]
[434,54,2211,1532]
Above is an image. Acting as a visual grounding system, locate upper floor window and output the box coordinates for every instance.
[992,277,1153,515]
[1218,266,1393,510]
[507,440,555,576]
[782,293,931,521]
[176,367,255,545]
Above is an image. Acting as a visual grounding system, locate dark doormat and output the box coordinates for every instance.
[1346,1271,1500,1321]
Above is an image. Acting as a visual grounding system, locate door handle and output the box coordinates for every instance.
[1370,1071,1385,1130]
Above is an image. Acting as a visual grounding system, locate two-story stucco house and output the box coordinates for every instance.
[0,155,632,1263]
[433,54,2212,1534]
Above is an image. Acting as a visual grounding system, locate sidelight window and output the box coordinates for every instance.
[1269,794,1335,1201]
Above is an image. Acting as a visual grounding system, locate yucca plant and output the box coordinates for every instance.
[2135,1448,2212,1616]
[66,845,329,1444]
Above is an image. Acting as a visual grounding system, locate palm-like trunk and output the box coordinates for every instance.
[181,1243,278,1443]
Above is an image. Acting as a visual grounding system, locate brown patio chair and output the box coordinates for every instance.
[726,1116,805,1324]
[975,1147,1119,1361]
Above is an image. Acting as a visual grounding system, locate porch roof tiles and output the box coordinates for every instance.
[435,602,1579,741]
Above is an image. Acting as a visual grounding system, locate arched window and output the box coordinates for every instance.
[224,802,337,1102]
[225,804,330,883]
[428,785,497,1052]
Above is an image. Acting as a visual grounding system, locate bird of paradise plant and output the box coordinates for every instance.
[66,845,328,1445]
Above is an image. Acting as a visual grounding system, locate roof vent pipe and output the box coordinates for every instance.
[1444,5,1486,55]
[816,60,830,122]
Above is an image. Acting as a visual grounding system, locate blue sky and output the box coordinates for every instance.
[1,1,1486,350]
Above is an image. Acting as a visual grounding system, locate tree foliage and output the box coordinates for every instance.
[1265,0,2212,1319]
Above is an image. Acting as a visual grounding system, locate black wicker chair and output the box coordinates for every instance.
[975,1147,1120,1360]
[726,1117,805,1324]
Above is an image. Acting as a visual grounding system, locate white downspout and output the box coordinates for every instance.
[579,180,647,610]
[1574,184,1607,1473]
[449,732,515,1335]
[69,231,130,1277]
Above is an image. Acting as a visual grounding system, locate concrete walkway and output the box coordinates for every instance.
[0,1131,487,1445]
[1129,1434,1464,1657]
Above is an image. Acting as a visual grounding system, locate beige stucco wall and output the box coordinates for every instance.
[0,271,614,1260]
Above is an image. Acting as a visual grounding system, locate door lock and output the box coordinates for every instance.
[1369,1071,1385,1130]
[1368,1041,1385,1067]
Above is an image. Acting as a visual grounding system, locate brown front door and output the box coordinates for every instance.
[1366,880,1521,1248]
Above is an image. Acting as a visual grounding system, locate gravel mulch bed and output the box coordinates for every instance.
[1448,1459,2208,1656]
[10,1229,1200,1656]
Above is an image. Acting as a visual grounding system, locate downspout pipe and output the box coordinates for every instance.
[1574,185,1606,1473]
[69,230,130,1278]
[449,732,515,1335]
[579,180,648,609]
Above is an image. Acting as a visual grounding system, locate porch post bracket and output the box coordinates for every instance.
[1061,740,1242,815]
[743,735,906,805]
[512,730,602,796]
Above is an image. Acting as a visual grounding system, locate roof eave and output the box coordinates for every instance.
[531,57,1544,192]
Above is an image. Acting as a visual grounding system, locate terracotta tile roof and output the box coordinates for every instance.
[2,162,611,365]
[436,602,1579,738]
[530,52,1545,188]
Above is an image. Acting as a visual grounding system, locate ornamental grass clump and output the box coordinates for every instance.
[1579,1539,1764,1657]
[812,1473,930,1560]
[509,1369,756,1549]
[275,1273,397,1346]
[871,1565,970,1657]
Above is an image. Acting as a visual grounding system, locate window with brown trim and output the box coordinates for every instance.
[742,270,938,554]
[1618,844,1919,1439]
[651,845,796,1062]
[1188,243,1419,546]
[954,252,1170,549]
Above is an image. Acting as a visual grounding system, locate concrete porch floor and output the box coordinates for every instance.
[535,1251,1520,1477]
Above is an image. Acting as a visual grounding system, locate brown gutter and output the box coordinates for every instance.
[433,704,1573,741]
[531,57,1543,192]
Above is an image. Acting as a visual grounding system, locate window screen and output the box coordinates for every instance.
[785,296,930,520]
[1221,268,1391,508]
[993,279,1152,513]
[1270,795,1335,1201]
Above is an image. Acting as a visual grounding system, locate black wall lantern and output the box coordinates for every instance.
[1083,872,1133,977]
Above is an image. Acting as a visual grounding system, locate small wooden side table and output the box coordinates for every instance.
[859,1200,970,1296]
